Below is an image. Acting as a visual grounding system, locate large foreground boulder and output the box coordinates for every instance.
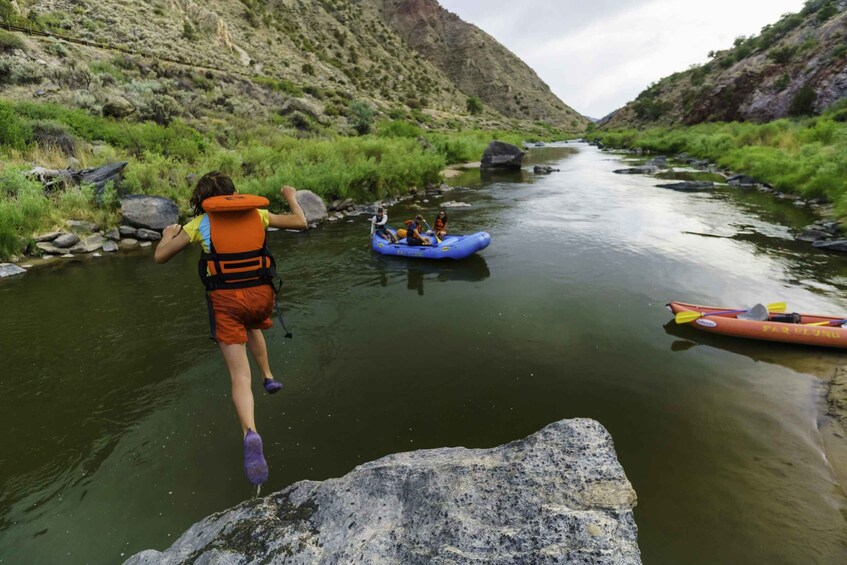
[295,190,328,225]
[120,195,179,230]
[126,418,640,564]
[481,141,526,169]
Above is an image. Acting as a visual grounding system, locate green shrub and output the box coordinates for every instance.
[789,84,817,116]
[0,103,33,151]
[348,99,374,135]
[0,29,24,52]
[376,119,422,138]
[768,45,798,64]
[0,171,49,258]
[466,96,483,115]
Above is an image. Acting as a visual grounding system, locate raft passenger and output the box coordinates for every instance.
[406,215,431,246]
[433,210,448,240]
[371,207,397,242]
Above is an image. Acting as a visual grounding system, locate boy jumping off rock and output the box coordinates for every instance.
[154,172,307,485]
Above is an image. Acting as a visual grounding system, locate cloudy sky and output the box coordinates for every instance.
[439,0,807,118]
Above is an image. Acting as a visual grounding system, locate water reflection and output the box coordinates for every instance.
[663,321,844,375]
[372,254,491,296]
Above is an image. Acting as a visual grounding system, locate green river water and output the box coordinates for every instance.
[2,143,847,563]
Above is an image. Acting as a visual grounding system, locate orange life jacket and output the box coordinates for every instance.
[198,194,278,292]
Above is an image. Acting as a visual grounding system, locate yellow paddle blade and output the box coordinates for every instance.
[674,302,786,324]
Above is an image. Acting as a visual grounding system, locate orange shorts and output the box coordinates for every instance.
[208,285,275,345]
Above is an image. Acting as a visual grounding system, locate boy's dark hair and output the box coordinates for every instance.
[190,171,237,215]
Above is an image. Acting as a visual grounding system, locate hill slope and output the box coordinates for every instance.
[1,0,583,130]
[604,0,847,128]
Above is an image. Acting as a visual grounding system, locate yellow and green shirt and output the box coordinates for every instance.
[183,209,270,252]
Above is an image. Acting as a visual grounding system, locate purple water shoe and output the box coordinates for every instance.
[263,378,283,395]
[243,429,268,485]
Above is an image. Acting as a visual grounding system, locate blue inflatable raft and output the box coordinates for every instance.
[371,231,491,260]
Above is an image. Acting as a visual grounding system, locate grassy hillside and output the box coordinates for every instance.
[604,0,847,128]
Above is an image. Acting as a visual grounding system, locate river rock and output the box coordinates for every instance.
[0,263,26,278]
[101,240,119,253]
[796,229,830,243]
[533,165,560,174]
[139,241,152,248]
[655,181,715,192]
[120,195,179,230]
[119,238,139,248]
[295,190,327,225]
[36,242,66,255]
[119,225,138,237]
[727,174,758,187]
[441,201,472,208]
[481,141,526,169]
[813,240,847,253]
[66,220,98,232]
[105,228,120,241]
[136,229,162,241]
[53,233,80,248]
[34,231,62,242]
[613,166,657,175]
[69,234,106,254]
[125,418,640,565]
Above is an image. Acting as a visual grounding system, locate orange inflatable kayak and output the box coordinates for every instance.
[667,301,847,349]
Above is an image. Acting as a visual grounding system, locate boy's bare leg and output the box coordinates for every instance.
[246,329,273,380]
[219,343,256,436]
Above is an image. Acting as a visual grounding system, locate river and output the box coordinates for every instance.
[1,142,846,564]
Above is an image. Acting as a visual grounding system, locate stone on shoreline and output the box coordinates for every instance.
[655,181,715,192]
[125,418,640,565]
[295,190,328,226]
[0,264,26,278]
[66,220,98,232]
[34,231,63,243]
[119,238,139,248]
[136,229,162,241]
[120,195,179,231]
[102,240,119,253]
[69,234,107,254]
[813,240,847,253]
[53,233,80,248]
[119,225,139,237]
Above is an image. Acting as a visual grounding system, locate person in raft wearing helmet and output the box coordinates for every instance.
[406,214,431,246]
[432,209,448,240]
[153,171,307,486]
[370,207,397,242]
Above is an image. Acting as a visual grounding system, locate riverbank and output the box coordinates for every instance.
[592,107,847,216]
[0,99,565,261]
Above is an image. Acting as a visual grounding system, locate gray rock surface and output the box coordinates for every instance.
[295,190,328,225]
[119,225,139,237]
[534,165,560,174]
[36,242,66,255]
[66,220,98,232]
[613,166,657,175]
[120,195,179,230]
[655,181,715,192]
[102,240,119,253]
[69,234,106,254]
[481,141,526,169]
[814,239,847,253]
[53,233,80,248]
[136,229,163,241]
[34,231,62,242]
[0,263,26,278]
[125,418,640,565]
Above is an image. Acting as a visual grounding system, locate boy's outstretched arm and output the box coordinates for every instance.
[154,225,191,263]
[268,186,308,230]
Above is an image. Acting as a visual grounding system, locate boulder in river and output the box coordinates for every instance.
[295,190,327,226]
[53,233,80,248]
[796,229,830,243]
[481,141,526,170]
[813,240,847,253]
[125,418,640,565]
[0,263,26,278]
[533,165,560,174]
[120,196,179,231]
[69,234,106,254]
[613,166,657,175]
[655,181,715,192]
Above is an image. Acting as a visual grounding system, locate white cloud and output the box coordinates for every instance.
[439,0,807,117]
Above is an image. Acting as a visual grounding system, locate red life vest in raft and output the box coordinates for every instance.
[198,194,278,292]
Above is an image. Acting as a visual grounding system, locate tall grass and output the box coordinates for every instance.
[594,114,847,210]
[0,101,560,260]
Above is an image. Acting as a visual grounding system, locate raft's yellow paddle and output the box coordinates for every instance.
[675,302,786,324]
[805,318,847,327]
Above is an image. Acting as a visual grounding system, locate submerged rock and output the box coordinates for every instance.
[0,263,26,278]
[125,418,640,565]
[813,240,847,253]
[533,165,560,174]
[655,181,715,192]
[613,166,657,175]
